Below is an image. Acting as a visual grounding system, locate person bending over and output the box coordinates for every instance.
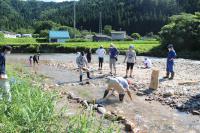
[103,77,132,102]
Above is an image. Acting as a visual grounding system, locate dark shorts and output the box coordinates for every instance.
[33,58,38,64]
[99,57,104,63]
[127,63,134,70]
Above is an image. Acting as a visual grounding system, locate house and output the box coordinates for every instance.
[84,35,94,40]
[111,31,126,40]
[92,34,111,42]
[16,34,22,38]
[0,31,17,38]
[22,34,32,38]
[49,31,70,43]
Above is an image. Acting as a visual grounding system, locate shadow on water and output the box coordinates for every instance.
[95,97,122,106]
[58,74,110,85]
[141,88,155,95]
[178,93,200,114]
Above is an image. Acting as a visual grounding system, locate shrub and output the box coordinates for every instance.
[0,33,4,41]
[36,38,48,43]
[159,12,200,51]
[66,38,90,42]
[131,33,141,40]
[39,30,49,38]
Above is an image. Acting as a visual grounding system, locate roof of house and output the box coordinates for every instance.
[93,34,111,38]
[49,31,70,38]
[111,31,126,34]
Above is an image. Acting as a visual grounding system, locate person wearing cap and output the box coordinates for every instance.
[144,58,152,69]
[164,44,176,80]
[109,43,119,75]
[103,77,132,102]
[0,45,12,102]
[124,45,136,78]
[96,45,106,70]
[76,51,92,82]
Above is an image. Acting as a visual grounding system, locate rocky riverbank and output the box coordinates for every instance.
[7,54,200,132]
[45,56,200,116]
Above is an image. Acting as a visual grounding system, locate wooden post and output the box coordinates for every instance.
[149,69,159,90]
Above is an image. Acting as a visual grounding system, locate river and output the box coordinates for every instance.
[7,54,200,133]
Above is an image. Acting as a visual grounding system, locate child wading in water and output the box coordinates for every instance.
[124,45,136,78]
[86,48,92,63]
[164,44,176,80]
[29,56,33,66]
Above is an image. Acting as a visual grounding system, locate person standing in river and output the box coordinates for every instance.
[29,56,33,66]
[86,48,92,63]
[109,43,119,76]
[76,51,92,82]
[33,54,39,66]
[124,45,136,78]
[164,44,176,80]
[0,45,12,102]
[96,45,106,70]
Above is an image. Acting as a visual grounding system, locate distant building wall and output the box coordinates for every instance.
[111,32,126,40]
[4,34,17,38]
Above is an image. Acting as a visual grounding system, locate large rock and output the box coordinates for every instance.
[67,92,76,99]
[163,89,175,97]
[124,120,136,132]
[192,110,200,115]
[81,100,89,108]
[97,107,107,114]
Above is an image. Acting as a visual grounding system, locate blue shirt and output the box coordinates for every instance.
[167,50,176,63]
[0,53,6,74]
[109,47,119,58]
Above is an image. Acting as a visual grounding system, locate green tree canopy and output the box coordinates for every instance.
[159,12,200,51]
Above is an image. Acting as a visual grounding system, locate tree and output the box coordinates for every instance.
[39,30,49,38]
[56,26,81,38]
[34,21,60,34]
[159,12,200,51]
[131,33,141,40]
[103,25,112,35]
[0,33,4,41]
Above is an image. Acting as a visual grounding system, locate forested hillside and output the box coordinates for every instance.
[0,0,199,35]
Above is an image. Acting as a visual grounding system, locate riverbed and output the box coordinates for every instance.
[7,54,200,133]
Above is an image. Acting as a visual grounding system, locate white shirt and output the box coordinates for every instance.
[76,55,88,68]
[144,58,152,68]
[106,77,129,94]
[96,48,106,58]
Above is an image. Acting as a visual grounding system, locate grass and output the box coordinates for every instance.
[0,66,60,133]
[0,38,38,45]
[0,65,120,133]
[58,40,160,54]
[0,38,160,55]
[66,110,120,133]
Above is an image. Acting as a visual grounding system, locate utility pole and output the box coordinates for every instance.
[73,1,76,29]
[99,12,102,35]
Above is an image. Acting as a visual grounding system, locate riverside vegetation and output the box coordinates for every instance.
[0,65,119,132]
